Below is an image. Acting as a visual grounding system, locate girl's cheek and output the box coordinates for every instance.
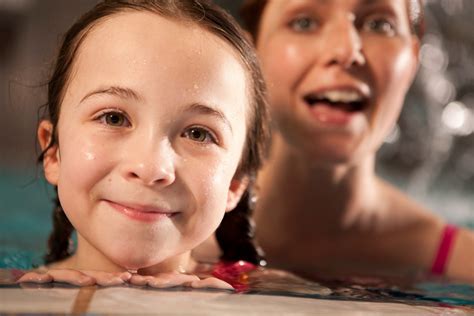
[192,154,237,199]
[59,136,112,186]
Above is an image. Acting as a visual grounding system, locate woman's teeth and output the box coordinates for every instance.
[304,90,366,112]
[319,90,364,103]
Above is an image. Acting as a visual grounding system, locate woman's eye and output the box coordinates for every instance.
[289,16,318,32]
[362,17,396,36]
[182,127,217,144]
[97,111,130,127]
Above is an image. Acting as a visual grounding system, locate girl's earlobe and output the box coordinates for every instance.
[225,177,249,212]
[38,120,60,185]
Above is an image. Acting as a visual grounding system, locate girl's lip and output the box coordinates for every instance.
[105,200,177,222]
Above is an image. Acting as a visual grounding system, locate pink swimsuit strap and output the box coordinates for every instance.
[430,224,459,275]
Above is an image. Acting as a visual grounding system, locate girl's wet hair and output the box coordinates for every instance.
[39,0,269,266]
[240,0,425,41]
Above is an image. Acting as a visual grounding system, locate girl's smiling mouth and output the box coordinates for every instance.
[105,200,179,222]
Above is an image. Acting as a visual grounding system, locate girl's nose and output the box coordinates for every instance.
[121,138,176,187]
[319,13,365,68]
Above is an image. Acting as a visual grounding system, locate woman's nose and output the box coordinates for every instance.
[121,138,176,187]
[319,14,365,68]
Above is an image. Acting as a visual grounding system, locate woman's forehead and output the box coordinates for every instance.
[264,0,409,10]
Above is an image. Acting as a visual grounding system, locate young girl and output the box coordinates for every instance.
[17,0,269,289]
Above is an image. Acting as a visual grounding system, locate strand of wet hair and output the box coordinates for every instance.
[44,189,74,264]
[215,189,266,266]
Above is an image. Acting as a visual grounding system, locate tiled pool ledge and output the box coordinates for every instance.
[0,286,470,315]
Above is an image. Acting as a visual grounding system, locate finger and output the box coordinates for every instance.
[95,276,126,286]
[81,270,132,281]
[17,272,53,284]
[148,273,200,288]
[47,269,95,286]
[81,270,131,286]
[129,275,154,286]
[133,273,199,288]
[191,277,234,290]
[119,272,133,282]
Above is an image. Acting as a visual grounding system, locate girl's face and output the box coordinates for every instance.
[256,0,419,164]
[39,12,249,270]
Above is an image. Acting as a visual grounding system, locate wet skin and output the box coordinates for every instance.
[27,11,252,289]
[249,0,474,282]
[256,0,419,164]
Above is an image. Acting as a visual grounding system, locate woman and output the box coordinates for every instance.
[233,0,474,282]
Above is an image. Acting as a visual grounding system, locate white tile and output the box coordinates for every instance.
[1,287,470,315]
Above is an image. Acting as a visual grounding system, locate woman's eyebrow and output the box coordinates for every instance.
[185,103,233,134]
[80,86,143,104]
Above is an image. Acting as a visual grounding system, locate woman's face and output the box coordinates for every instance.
[39,12,249,270]
[256,0,419,165]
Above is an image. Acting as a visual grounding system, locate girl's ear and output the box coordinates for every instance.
[38,120,60,185]
[225,176,249,212]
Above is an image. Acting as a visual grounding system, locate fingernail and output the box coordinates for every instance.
[78,276,95,286]
[120,272,132,281]
[113,277,125,284]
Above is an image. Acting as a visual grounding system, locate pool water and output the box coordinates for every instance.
[1,169,473,310]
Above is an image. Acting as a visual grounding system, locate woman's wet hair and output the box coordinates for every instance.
[240,0,425,41]
[39,0,269,266]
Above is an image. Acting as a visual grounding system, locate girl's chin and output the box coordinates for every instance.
[116,255,165,271]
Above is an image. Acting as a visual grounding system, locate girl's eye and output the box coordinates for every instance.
[97,111,130,127]
[289,16,318,32]
[182,127,217,144]
[362,17,396,36]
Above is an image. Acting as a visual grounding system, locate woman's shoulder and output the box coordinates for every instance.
[378,178,444,229]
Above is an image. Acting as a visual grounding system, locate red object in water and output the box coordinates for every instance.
[212,260,257,292]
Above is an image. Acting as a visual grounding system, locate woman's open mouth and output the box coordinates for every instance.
[303,89,369,125]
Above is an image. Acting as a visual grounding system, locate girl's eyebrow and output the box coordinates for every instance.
[80,86,143,104]
[79,86,233,133]
[185,103,233,134]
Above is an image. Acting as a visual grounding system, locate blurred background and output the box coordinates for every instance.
[0,0,473,263]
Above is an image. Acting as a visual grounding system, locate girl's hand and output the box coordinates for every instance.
[129,272,233,290]
[17,269,132,287]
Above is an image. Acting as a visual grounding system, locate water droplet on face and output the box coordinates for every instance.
[85,152,95,161]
